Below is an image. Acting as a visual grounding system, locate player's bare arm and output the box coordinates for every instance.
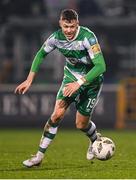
[14,71,36,94]
[14,45,47,95]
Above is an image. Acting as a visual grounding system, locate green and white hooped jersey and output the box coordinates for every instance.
[42,26,102,82]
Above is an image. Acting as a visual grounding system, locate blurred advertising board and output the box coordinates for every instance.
[0,84,118,128]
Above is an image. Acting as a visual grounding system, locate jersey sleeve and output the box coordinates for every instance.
[42,33,56,53]
[84,33,101,59]
[30,33,56,72]
[83,33,106,83]
[30,48,47,72]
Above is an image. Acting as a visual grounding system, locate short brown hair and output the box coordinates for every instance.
[60,9,78,22]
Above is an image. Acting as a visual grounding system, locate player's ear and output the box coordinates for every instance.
[59,19,62,27]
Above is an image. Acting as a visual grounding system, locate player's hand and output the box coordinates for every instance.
[14,80,32,94]
[63,82,81,97]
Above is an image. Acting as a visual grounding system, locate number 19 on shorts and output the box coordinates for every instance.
[86,98,96,109]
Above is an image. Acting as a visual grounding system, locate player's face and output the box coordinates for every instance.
[59,19,79,40]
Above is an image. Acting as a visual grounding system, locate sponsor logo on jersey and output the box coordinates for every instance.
[91,43,101,55]
[67,58,78,65]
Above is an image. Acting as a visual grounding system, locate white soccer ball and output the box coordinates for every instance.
[92,137,115,160]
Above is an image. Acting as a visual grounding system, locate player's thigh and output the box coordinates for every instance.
[51,99,71,121]
[76,84,103,117]
[51,99,68,119]
[56,80,76,113]
[53,99,70,113]
[54,78,78,120]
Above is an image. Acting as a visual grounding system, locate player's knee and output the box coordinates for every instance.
[76,121,88,129]
[51,110,64,123]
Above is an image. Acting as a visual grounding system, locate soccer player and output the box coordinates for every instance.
[15,9,106,167]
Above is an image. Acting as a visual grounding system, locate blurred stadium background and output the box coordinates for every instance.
[0,0,136,129]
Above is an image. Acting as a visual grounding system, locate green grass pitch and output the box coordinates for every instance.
[0,128,136,179]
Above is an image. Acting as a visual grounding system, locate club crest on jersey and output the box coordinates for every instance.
[74,41,82,50]
[89,37,97,45]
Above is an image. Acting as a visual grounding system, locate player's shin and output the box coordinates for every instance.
[23,118,61,167]
[80,121,97,142]
[80,121,99,160]
[37,118,61,158]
